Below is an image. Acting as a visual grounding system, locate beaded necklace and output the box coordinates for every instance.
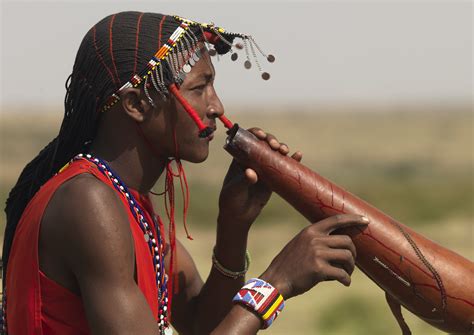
[74,154,171,334]
[1,287,6,333]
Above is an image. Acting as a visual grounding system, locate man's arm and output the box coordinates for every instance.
[169,213,367,335]
[43,175,158,334]
[166,129,366,334]
[168,217,249,335]
[169,129,295,334]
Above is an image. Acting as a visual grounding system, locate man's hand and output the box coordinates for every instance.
[218,127,303,229]
[211,215,368,335]
[260,214,369,299]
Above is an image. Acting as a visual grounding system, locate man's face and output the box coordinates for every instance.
[145,49,225,163]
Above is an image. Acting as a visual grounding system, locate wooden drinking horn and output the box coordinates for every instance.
[224,125,474,335]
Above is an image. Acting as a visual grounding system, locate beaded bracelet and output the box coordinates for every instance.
[233,278,285,329]
[212,247,251,279]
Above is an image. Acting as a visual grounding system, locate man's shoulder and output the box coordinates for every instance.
[42,172,131,247]
[55,172,114,202]
[41,171,134,273]
[48,172,122,217]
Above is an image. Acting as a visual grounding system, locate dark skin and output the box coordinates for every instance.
[39,50,368,334]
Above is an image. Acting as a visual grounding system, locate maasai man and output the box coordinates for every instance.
[2,12,368,334]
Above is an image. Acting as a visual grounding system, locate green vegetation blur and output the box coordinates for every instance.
[1,107,472,334]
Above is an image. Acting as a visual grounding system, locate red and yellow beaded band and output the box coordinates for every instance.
[233,278,285,329]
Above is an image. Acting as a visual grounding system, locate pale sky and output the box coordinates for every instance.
[0,0,472,110]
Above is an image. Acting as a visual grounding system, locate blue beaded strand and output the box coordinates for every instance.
[75,154,170,333]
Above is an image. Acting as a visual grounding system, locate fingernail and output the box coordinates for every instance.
[270,139,278,146]
[361,216,370,223]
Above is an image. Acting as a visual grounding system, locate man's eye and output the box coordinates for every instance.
[192,84,206,91]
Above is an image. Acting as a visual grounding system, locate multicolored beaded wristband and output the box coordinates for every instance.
[212,246,251,279]
[232,278,285,329]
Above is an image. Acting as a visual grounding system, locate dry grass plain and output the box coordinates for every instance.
[0,106,472,334]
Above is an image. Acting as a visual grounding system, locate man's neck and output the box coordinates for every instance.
[90,140,166,195]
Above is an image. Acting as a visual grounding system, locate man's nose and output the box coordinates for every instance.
[206,93,224,119]
[206,105,224,119]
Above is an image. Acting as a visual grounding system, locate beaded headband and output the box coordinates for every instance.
[100,15,275,113]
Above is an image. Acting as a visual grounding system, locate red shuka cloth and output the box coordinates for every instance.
[5,159,161,334]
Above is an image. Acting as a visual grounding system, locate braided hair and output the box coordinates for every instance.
[2,12,233,282]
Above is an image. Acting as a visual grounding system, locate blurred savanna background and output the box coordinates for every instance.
[1,1,472,334]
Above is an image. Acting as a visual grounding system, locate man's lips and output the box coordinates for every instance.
[207,126,216,141]
[202,125,216,141]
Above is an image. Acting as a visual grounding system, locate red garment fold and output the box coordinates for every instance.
[6,159,159,334]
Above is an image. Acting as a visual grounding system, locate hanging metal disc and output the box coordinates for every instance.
[235,43,244,50]
[231,53,238,61]
[244,60,252,69]
[261,72,271,80]
[267,54,275,63]
[208,48,217,56]
[192,53,200,62]
[183,63,192,73]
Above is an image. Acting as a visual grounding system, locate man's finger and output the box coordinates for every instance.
[279,143,289,155]
[245,168,258,184]
[265,132,280,150]
[291,151,303,162]
[324,249,356,275]
[326,235,357,259]
[325,266,352,287]
[248,127,266,140]
[315,214,369,235]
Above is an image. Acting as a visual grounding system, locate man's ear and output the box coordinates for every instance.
[119,88,153,123]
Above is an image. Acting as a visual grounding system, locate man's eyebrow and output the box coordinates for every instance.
[192,72,213,84]
[204,73,214,83]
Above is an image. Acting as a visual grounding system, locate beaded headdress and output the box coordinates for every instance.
[101,15,274,137]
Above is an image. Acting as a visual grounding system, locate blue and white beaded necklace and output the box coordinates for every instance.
[74,154,171,334]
